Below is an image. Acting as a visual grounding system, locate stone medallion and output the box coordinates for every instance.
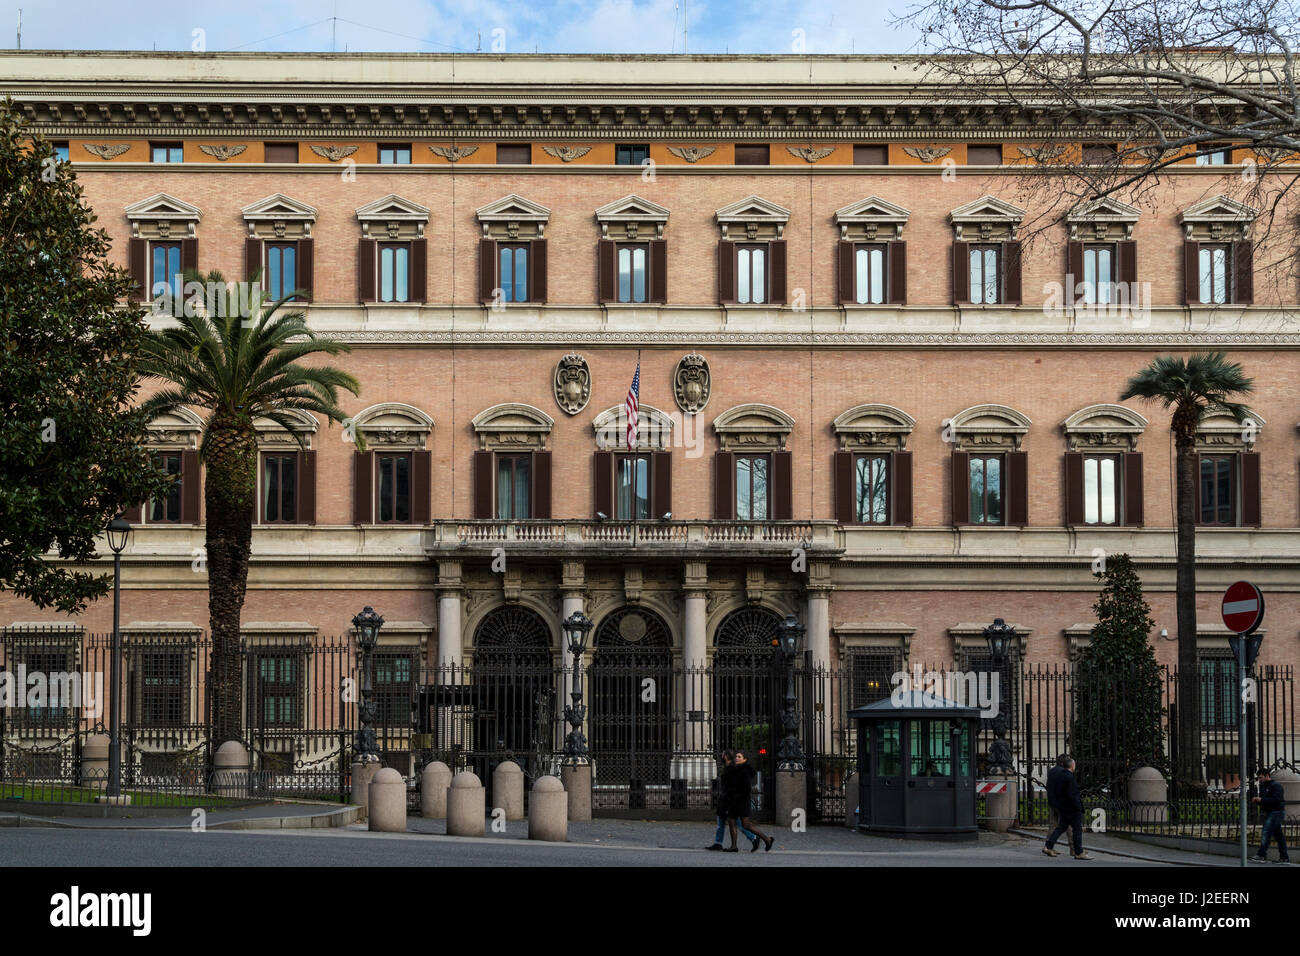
[553,353,591,415]
[619,612,648,643]
[673,352,710,415]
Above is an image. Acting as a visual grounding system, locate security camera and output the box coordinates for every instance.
[661,511,672,520]
[596,511,609,521]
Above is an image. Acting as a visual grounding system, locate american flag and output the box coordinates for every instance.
[625,361,640,450]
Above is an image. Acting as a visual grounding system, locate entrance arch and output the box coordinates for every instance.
[712,607,782,759]
[470,606,555,780]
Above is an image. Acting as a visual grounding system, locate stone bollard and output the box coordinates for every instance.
[984,774,1018,833]
[421,761,452,819]
[212,741,251,798]
[844,772,860,829]
[492,760,525,821]
[528,775,568,842]
[368,767,408,833]
[80,734,110,789]
[1129,766,1168,824]
[447,771,486,837]
[560,763,592,821]
[775,769,806,828]
[352,759,381,813]
[1273,768,1300,821]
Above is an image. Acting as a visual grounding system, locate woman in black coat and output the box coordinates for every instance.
[723,750,774,852]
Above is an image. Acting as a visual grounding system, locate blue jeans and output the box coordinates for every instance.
[1257,810,1290,860]
[715,815,756,844]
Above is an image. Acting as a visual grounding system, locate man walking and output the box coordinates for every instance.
[1043,753,1091,860]
[706,749,757,851]
[1251,768,1291,864]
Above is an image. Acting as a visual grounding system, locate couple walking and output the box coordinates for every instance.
[707,749,775,853]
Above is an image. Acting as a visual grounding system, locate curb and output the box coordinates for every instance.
[0,805,362,831]
[1007,827,1226,867]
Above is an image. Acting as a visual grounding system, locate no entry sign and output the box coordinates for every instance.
[1221,581,1265,635]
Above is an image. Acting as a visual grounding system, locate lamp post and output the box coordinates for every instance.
[1227,627,1264,867]
[351,606,384,764]
[775,614,805,771]
[982,618,1015,775]
[104,513,131,800]
[561,611,592,765]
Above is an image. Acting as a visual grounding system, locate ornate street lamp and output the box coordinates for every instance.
[775,613,806,771]
[105,513,131,799]
[982,618,1015,775]
[351,606,385,763]
[561,611,592,765]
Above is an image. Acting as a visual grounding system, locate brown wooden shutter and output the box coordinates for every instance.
[530,238,548,303]
[833,451,855,524]
[714,452,735,520]
[245,238,264,282]
[1122,452,1144,527]
[532,451,552,519]
[410,238,428,303]
[298,450,317,525]
[593,451,613,518]
[892,451,913,526]
[411,449,432,524]
[650,239,668,304]
[1002,240,1023,305]
[479,238,497,304]
[180,449,201,523]
[768,239,787,305]
[357,239,377,303]
[180,238,198,275]
[837,241,855,304]
[1007,450,1029,526]
[1241,451,1261,527]
[128,238,148,301]
[123,504,143,524]
[598,239,617,303]
[888,241,907,305]
[296,238,314,302]
[718,240,736,304]
[951,452,970,525]
[1064,452,1084,525]
[772,451,793,520]
[353,451,374,524]
[472,450,493,519]
[1233,240,1254,304]
[1117,239,1137,289]
[652,451,672,517]
[1183,240,1200,304]
[1065,240,1084,306]
[952,243,970,304]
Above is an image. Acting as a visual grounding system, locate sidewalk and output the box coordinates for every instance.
[0,801,360,830]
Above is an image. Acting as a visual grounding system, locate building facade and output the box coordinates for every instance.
[1,53,1297,805]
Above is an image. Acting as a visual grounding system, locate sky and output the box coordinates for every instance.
[0,0,923,55]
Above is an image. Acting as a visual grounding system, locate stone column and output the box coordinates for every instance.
[436,560,464,674]
[677,560,712,787]
[559,560,587,774]
[805,562,834,755]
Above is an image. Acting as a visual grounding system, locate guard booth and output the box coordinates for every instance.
[849,692,980,841]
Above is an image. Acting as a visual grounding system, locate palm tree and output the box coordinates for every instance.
[1120,352,1254,792]
[137,271,362,747]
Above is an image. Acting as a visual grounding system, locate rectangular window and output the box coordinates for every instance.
[1198,653,1239,728]
[848,649,902,707]
[735,454,770,521]
[1082,454,1119,525]
[378,243,410,303]
[968,454,1005,525]
[264,143,298,163]
[1196,145,1230,165]
[139,649,187,727]
[261,453,298,524]
[265,242,297,302]
[968,244,1001,304]
[1082,143,1118,164]
[499,244,530,302]
[853,144,888,165]
[15,647,75,727]
[495,453,532,520]
[876,720,902,776]
[149,452,183,524]
[378,144,412,164]
[496,144,531,164]
[1198,454,1236,526]
[854,454,891,524]
[1081,243,1115,305]
[151,143,183,163]
[736,244,767,304]
[910,720,954,776]
[253,654,299,728]
[1198,244,1230,304]
[961,647,1019,730]
[376,453,412,523]
[373,653,414,725]
[150,241,184,301]
[616,144,650,166]
[967,144,1003,165]
[52,142,69,162]
[854,243,887,304]
[617,243,648,303]
[615,453,651,520]
[734,144,770,165]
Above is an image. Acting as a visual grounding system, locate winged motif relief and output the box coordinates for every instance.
[666,145,716,163]
[197,144,248,161]
[541,145,593,162]
[786,145,835,163]
[309,144,360,162]
[82,143,131,160]
[429,145,480,162]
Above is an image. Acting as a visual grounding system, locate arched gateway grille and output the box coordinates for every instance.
[469,606,556,785]
[713,607,782,773]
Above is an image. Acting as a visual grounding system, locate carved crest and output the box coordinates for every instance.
[309,144,359,162]
[902,145,952,163]
[83,143,131,160]
[429,144,480,162]
[786,145,835,163]
[542,145,593,163]
[553,353,591,416]
[667,145,716,163]
[197,144,248,161]
[673,352,711,415]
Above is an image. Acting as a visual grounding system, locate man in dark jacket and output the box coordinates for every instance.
[1252,769,1291,863]
[706,750,757,851]
[1043,754,1091,859]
